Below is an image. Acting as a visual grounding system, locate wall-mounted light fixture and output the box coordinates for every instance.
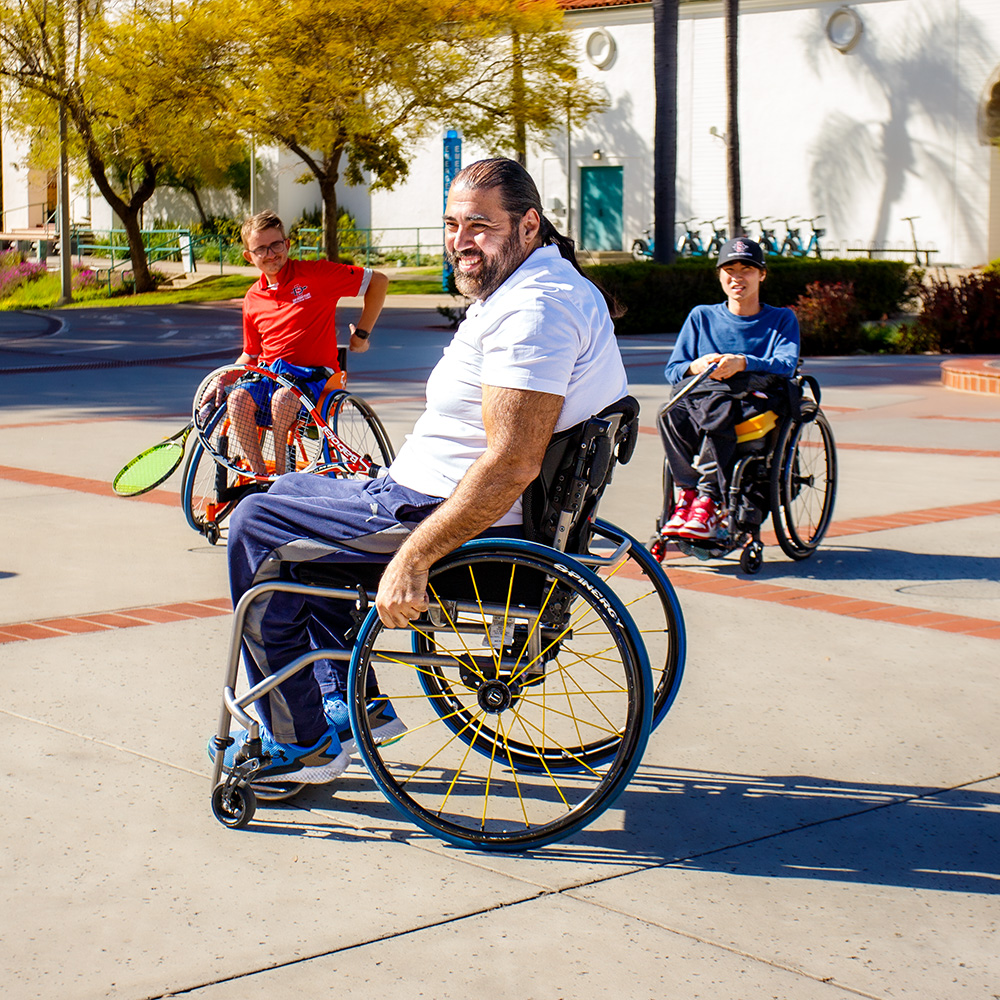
[592,149,603,161]
[826,6,864,53]
[585,29,616,70]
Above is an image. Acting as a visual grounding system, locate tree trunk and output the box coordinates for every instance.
[82,146,158,292]
[67,97,159,292]
[512,31,527,166]
[187,185,209,227]
[725,0,742,237]
[652,0,679,264]
[283,140,343,261]
[320,172,340,261]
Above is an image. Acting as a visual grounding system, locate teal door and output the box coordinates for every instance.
[581,166,623,251]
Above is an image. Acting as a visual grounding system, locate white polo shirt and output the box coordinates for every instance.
[388,244,629,525]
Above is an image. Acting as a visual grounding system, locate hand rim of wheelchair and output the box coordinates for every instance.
[409,522,682,765]
[346,538,653,852]
[181,403,246,537]
[182,372,395,539]
[589,518,685,733]
[769,408,838,559]
[191,365,376,482]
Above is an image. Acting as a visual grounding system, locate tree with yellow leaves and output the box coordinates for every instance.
[219,0,606,259]
[0,0,238,292]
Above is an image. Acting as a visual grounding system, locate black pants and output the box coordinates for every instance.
[658,380,779,503]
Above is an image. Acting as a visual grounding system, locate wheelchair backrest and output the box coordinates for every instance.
[521,395,640,553]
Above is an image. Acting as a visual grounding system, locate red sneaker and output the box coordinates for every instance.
[662,488,697,536]
[679,495,720,540]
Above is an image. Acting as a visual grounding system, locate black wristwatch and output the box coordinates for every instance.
[352,327,370,340]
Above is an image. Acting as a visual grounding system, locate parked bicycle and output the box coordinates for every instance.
[675,218,708,257]
[631,226,655,261]
[747,217,780,256]
[776,218,803,257]
[798,216,826,258]
[704,217,728,256]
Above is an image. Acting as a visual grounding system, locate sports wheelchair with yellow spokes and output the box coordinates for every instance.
[650,366,837,574]
[181,353,393,544]
[209,396,687,851]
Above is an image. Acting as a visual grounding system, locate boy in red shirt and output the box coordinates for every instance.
[228,210,388,476]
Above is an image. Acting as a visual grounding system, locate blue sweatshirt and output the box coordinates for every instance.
[664,303,800,385]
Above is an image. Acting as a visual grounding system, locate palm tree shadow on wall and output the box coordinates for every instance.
[802,2,993,248]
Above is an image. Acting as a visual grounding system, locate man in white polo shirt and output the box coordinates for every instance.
[211,157,630,785]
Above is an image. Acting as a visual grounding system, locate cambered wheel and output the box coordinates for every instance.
[324,392,395,476]
[589,519,685,731]
[211,781,256,829]
[769,409,837,559]
[347,539,652,851]
[181,406,240,536]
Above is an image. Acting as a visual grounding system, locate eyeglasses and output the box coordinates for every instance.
[249,239,287,258]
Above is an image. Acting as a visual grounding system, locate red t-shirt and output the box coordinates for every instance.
[242,258,366,368]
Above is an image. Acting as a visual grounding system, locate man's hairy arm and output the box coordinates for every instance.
[375,385,564,627]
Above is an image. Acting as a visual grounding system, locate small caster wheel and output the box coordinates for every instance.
[648,535,667,563]
[204,522,220,545]
[740,542,763,575]
[212,781,256,829]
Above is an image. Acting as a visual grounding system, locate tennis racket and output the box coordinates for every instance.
[658,361,720,415]
[112,422,193,496]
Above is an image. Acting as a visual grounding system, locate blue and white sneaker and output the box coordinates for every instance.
[323,694,407,754]
[207,722,350,784]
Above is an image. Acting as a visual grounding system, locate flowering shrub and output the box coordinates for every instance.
[790,280,863,355]
[73,267,98,290]
[0,251,48,298]
[913,272,1000,354]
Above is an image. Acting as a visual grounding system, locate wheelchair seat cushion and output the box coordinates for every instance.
[734,410,777,443]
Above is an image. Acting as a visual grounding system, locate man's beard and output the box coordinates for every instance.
[448,229,526,300]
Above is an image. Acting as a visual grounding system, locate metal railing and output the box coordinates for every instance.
[64,224,446,273]
[0,201,56,234]
[295,226,444,266]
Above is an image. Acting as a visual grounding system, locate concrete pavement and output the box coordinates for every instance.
[0,298,998,999]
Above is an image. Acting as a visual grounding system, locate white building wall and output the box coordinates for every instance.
[553,0,1000,266]
[3,0,998,265]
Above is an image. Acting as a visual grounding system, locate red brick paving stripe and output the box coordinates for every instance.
[0,598,231,645]
[0,414,187,431]
[966,625,1000,640]
[34,617,114,635]
[0,622,78,640]
[123,607,192,624]
[0,464,179,507]
[87,613,159,629]
[824,499,1000,540]
[917,414,1000,424]
[834,441,1000,458]
[660,567,999,638]
[619,559,999,638]
[157,601,231,619]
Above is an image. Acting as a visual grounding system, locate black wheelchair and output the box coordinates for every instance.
[650,367,838,574]
[209,396,688,851]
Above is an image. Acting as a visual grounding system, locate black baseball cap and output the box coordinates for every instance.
[717,237,766,270]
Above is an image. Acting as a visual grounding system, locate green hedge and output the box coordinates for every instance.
[586,257,918,336]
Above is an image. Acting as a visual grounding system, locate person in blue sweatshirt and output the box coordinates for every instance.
[658,237,800,541]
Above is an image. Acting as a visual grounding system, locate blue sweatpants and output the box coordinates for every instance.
[227,473,444,746]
